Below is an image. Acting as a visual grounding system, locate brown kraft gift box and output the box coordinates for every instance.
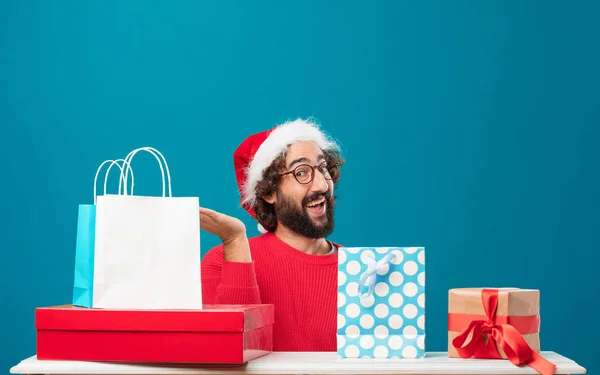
[447,287,541,359]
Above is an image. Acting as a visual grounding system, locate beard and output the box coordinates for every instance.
[274,190,336,239]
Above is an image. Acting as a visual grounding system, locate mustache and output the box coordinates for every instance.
[302,190,332,206]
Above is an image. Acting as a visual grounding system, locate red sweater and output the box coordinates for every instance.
[201,232,338,352]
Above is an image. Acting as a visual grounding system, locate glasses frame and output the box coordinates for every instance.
[280,162,340,185]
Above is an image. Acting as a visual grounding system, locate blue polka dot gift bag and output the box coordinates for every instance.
[337,247,425,359]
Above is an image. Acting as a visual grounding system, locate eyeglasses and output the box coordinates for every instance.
[280,162,339,184]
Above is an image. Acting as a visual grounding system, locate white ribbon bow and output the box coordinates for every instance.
[357,252,396,298]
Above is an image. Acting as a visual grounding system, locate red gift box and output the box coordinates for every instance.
[35,304,274,364]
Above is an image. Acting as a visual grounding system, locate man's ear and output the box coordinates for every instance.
[263,192,276,205]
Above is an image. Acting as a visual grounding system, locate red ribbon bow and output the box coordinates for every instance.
[451,288,556,375]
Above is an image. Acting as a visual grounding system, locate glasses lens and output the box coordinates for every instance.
[294,165,313,183]
[317,163,332,180]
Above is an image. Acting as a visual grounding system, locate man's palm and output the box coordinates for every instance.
[199,207,246,243]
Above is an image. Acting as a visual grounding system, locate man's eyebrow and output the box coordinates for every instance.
[287,154,326,169]
[287,157,310,169]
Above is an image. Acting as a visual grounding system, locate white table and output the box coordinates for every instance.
[10,352,586,375]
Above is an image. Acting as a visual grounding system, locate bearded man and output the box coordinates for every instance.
[199,118,345,352]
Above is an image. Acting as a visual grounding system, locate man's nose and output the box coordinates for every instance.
[311,169,329,192]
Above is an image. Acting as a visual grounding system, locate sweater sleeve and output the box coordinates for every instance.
[201,245,262,304]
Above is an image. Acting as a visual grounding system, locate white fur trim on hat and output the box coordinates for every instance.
[241,118,339,208]
[257,222,267,233]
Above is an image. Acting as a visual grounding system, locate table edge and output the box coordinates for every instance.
[9,352,587,375]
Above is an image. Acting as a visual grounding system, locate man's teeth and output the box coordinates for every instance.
[306,198,325,207]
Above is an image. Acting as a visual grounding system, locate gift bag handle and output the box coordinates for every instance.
[120,147,172,197]
[93,159,135,205]
[103,159,135,196]
[115,148,164,197]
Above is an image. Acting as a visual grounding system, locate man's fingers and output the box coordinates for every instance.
[199,207,219,221]
[199,207,222,233]
[199,207,216,215]
[201,207,228,223]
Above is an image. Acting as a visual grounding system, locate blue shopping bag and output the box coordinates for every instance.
[72,159,133,307]
[72,204,97,307]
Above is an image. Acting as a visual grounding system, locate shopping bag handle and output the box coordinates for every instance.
[103,159,135,197]
[93,159,135,205]
[120,147,172,197]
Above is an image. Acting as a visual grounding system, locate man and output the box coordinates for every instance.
[199,118,344,352]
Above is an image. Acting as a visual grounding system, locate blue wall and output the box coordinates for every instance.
[1,1,597,374]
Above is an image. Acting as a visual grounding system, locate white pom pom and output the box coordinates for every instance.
[257,223,267,234]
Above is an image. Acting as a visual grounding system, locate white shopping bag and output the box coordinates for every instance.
[93,147,202,309]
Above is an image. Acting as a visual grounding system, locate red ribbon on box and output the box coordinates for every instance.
[450,288,556,375]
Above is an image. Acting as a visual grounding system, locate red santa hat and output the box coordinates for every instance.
[233,118,340,224]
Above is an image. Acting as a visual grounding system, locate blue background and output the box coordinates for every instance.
[1,1,597,374]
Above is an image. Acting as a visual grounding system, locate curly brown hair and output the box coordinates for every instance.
[254,148,345,232]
